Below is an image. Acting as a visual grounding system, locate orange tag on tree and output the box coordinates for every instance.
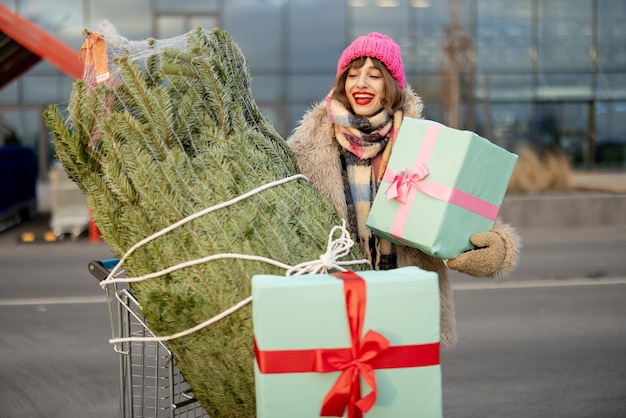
[81,31,109,84]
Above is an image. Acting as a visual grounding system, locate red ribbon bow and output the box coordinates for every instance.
[254,271,440,418]
[319,272,388,417]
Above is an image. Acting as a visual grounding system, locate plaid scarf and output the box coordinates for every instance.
[327,95,403,270]
[326,95,392,160]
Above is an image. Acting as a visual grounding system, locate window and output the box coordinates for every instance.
[251,76,282,102]
[23,76,63,104]
[414,0,453,72]
[538,0,592,72]
[288,75,334,103]
[476,0,533,72]
[156,15,218,38]
[223,0,283,72]
[597,0,626,70]
[20,0,84,47]
[155,0,219,13]
[289,0,347,72]
[0,109,42,151]
[478,102,532,150]
[536,73,593,101]
[476,74,534,101]
[87,0,151,40]
[0,80,19,104]
[597,73,626,100]
[595,101,626,168]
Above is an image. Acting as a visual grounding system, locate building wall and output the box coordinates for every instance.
[1,0,625,177]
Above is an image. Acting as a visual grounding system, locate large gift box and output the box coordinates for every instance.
[366,117,518,259]
[252,267,442,418]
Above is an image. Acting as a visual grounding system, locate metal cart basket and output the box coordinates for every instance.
[89,259,210,418]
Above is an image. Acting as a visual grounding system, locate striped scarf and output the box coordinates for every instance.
[326,95,403,270]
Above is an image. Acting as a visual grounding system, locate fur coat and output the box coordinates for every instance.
[287,86,520,348]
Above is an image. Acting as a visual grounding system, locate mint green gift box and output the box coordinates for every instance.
[252,267,442,418]
[366,117,518,259]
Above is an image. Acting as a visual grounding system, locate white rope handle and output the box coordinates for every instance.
[103,174,307,284]
[110,295,252,344]
[108,220,370,344]
[101,254,291,286]
[286,220,368,276]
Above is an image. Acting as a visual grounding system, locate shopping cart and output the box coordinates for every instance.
[88,259,210,418]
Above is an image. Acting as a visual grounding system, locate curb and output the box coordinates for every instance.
[500,191,626,231]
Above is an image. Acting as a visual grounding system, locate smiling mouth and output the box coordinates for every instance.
[353,93,374,105]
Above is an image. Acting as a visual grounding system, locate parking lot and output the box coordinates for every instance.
[1,211,625,417]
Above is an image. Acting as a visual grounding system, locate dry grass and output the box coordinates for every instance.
[507,146,573,193]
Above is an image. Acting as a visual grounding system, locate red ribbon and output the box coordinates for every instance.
[254,271,440,418]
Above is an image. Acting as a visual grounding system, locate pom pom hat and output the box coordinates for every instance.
[337,32,405,89]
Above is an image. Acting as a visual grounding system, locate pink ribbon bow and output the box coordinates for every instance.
[383,162,500,222]
[384,163,430,204]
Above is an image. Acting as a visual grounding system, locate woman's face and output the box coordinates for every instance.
[344,57,386,118]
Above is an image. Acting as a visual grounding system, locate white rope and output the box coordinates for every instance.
[102,174,307,283]
[102,173,369,344]
[109,296,252,344]
[286,220,370,276]
[107,219,370,345]
[101,254,291,286]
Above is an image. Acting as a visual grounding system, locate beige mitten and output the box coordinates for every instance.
[447,221,521,278]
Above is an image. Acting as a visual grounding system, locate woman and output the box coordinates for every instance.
[287,32,520,347]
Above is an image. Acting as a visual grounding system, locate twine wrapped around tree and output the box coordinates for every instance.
[44,22,366,417]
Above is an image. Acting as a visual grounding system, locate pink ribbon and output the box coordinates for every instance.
[384,164,429,204]
[382,123,500,239]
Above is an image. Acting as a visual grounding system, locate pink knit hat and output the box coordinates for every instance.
[336,32,405,89]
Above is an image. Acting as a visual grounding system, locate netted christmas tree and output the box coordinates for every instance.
[44,22,366,417]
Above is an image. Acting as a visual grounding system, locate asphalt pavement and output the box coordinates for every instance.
[1,211,625,418]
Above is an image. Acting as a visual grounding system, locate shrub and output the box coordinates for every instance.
[507,146,573,193]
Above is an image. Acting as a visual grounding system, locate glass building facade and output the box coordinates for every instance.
[1,0,625,179]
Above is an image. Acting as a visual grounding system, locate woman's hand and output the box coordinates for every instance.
[446,221,521,279]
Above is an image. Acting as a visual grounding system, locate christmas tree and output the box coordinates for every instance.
[44,23,365,417]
